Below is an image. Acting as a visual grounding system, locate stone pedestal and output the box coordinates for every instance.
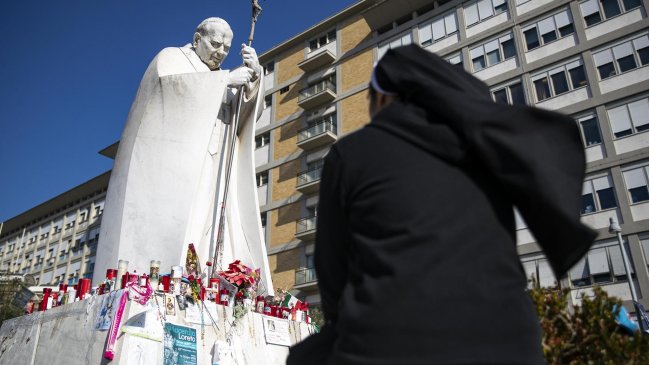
[0,295,311,364]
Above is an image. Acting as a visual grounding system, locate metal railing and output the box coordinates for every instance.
[299,80,336,102]
[297,167,323,187]
[298,119,337,142]
[295,267,317,285]
[296,216,317,235]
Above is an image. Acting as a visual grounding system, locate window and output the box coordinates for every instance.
[279,86,289,94]
[580,0,643,27]
[309,30,336,52]
[470,34,516,71]
[581,175,617,214]
[260,213,267,229]
[607,97,649,138]
[378,32,412,60]
[445,53,463,66]
[522,10,574,51]
[264,61,275,75]
[419,11,458,47]
[464,0,509,27]
[570,243,632,287]
[521,257,557,288]
[593,35,649,80]
[264,95,272,109]
[255,132,270,149]
[622,165,649,203]
[532,60,587,101]
[576,115,603,146]
[491,82,526,105]
[256,172,268,187]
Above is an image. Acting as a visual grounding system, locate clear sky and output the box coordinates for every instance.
[0,0,356,222]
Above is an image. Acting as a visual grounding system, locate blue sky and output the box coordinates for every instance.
[0,0,355,222]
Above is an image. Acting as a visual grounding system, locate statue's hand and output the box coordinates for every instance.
[241,44,262,78]
[228,67,255,87]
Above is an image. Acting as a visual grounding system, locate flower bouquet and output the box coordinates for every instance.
[218,260,260,299]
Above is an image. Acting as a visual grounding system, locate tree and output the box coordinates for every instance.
[0,277,26,326]
[530,285,649,364]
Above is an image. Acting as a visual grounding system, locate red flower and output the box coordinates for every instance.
[206,261,213,267]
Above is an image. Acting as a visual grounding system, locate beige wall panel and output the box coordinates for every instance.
[271,160,301,202]
[269,202,301,248]
[268,248,301,291]
[275,83,302,122]
[277,45,305,84]
[340,16,372,54]
[341,49,373,92]
[273,119,301,161]
[341,91,370,134]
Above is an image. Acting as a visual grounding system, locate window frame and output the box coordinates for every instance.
[575,113,603,147]
[469,33,516,72]
[581,174,618,214]
[579,0,644,27]
[569,241,634,288]
[490,80,526,105]
[418,10,459,47]
[308,30,337,53]
[606,95,649,139]
[521,9,575,51]
[531,59,588,102]
[592,34,649,81]
[463,0,509,27]
[622,164,649,204]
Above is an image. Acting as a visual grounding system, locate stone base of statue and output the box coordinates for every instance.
[0,296,311,365]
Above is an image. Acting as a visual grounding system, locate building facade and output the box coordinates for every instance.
[0,172,107,287]
[254,0,649,310]
[2,0,649,313]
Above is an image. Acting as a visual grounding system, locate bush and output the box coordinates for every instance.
[530,285,649,364]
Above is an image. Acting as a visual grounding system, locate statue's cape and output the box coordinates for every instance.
[95,47,273,295]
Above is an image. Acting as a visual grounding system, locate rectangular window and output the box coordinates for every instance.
[446,54,463,66]
[521,257,557,288]
[308,30,336,52]
[581,175,618,214]
[256,172,268,187]
[576,115,603,146]
[255,132,270,149]
[491,82,526,105]
[622,166,649,203]
[264,61,275,75]
[593,35,649,80]
[579,0,642,27]
[419,11,458,47]
[464,0,509,27]
[531,59,587,102]
[522,10,575,51]
[470,34,516,72]
[378,32,412,60]
[570,243,633,287]
[607,96,649,138]
[264,95,272,109]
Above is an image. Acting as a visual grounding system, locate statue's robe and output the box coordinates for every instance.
[94,45,273,295]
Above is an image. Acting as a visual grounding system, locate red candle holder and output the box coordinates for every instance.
[40,288,52,312]
[77,278,91,300]
[161,275,170,292]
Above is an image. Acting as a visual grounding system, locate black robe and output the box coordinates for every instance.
[288,45,595,365]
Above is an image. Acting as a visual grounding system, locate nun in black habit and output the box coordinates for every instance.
[288,45,596,365]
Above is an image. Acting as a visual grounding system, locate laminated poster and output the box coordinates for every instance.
[163,323,197,365]
[95,290,121,331]
[263,317,291,347]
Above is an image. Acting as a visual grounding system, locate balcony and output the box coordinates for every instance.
[295,216,317,241]
[298,50,336,72]
[294,267,318,291]
[297,119,337,150]
[296,167,322,194]
[298,80,336,110]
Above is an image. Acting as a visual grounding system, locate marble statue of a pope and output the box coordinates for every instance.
[93,17,273,295]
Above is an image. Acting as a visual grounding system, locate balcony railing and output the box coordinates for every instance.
[298,80,336,109]
[297,167,322,187]
[295,267,317,286]
[297,119,337,143]
[296,216,317,235]
[296,166,323,194]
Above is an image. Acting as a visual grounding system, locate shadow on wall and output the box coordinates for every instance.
[275,202,301,227]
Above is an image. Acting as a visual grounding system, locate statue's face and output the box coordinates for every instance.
[194,22,233,70]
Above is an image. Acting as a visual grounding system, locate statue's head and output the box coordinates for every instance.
[193,17,233,70]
